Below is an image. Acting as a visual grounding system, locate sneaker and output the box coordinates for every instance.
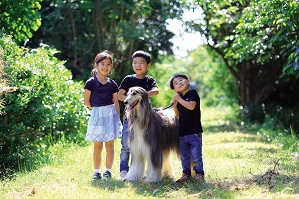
[92,173,102,181]
[103,171,112,179]
[176,173,191,183]
[120,170,127,179]
[194,174,204,182]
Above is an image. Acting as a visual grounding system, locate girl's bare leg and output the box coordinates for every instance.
[93,142,103,170]
[105,140,114,169]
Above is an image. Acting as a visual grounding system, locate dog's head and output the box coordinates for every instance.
[124,86,150,112]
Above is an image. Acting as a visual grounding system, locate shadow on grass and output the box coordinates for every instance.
[90,176,219,198]
[204,119,267,135]
[90,178,128,191]
[89,120,298,197]
[204,122,272,144]
[205,171,299,195]
[94,172,299,198]
[204,123,239,134]
[89,160,298,198]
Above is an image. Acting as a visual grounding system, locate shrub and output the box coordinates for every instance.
[0,35,89,174]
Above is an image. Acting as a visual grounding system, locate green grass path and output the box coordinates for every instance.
[1,108,299,198]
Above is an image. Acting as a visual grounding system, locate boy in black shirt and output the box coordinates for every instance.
[118,50,159,179]
[169,74,204,182]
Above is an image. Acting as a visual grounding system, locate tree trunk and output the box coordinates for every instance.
[236,58,284,121]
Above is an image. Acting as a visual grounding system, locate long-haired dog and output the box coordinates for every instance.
[123,86,180,182]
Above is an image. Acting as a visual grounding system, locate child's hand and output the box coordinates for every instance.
[173,92,182,101]
[170,99,177,106]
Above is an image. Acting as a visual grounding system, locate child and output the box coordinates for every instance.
[118,50,159,179]
[84,51,122,181]
[169,74,204,182]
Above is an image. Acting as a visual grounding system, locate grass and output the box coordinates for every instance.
[1,107,299,198]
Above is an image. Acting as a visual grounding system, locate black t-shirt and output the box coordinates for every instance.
[120,74,157,120]
[119,74,157,92]
[177,89,203,136]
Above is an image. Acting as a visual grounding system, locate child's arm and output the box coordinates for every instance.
[118,88,127,102]
[173,93,196,110]
[148,87,159,97]
[113,92,121,115]
[171,100,180,117]
[84,89,92,109]
[118,86,158,101]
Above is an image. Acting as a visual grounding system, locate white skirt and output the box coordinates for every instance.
[86,105,122,142]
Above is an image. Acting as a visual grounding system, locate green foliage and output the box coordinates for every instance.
[188,0,299,133]
[0,0,42,44]
[188,47,237,107]
[0,46,7,112]
[257,117,299,153]
[231,0,299,78]
[30,0,185,81]
[264,104,299,136]
[0,35,89,174]
[149,46,237,108]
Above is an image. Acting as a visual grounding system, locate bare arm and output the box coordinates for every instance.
[118,88,127,102]
[112,92,121,115]
[171,101,180,117]
[177,98,196,110]
[173,93,196,110]
[147,87,159,97]
[84,89,92,109]
[118,86,159,102]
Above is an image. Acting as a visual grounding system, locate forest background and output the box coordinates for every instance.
[0,0,299,178]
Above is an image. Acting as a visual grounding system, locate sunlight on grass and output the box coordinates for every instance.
[1,107,299,198]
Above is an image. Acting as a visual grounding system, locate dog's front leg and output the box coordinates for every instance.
[146,163,153,180]
[145,157,162,182]
[145,167,162,182]
[124,154,144,182]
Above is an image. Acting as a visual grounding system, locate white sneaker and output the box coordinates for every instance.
[120,170,127,179]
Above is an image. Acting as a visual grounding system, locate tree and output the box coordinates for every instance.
[29,0,185,82]
[0,0,42,44]
[187,0,299,124]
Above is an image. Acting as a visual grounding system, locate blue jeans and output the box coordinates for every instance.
[179,133,204,176]
[119,120,130,172]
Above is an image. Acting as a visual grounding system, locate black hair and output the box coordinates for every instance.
[169,74,189,90]
[93,50,113,67]
[132,50,151,64]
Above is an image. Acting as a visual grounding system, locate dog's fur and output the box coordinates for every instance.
[123,86,180,182]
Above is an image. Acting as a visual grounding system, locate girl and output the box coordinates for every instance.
[84,51,122,181]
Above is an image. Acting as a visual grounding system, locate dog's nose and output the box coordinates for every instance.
[124,100,128,105]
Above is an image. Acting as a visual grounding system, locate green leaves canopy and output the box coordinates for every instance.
[229,0,299,78]
[0,0,42,44]
[188,0,299,125]
[31,0,185,81]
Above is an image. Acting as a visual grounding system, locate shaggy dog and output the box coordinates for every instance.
[123,86,180,182]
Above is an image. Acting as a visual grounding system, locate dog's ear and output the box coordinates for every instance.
[140,92,147,108]
[140,89,151,109]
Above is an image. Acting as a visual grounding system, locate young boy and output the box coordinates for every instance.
[169,74,204,182]
[118,50,159,179]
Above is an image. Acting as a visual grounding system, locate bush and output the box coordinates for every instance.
[239,100,299,135]
[0,35,89,174]
[265,104,299,135]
